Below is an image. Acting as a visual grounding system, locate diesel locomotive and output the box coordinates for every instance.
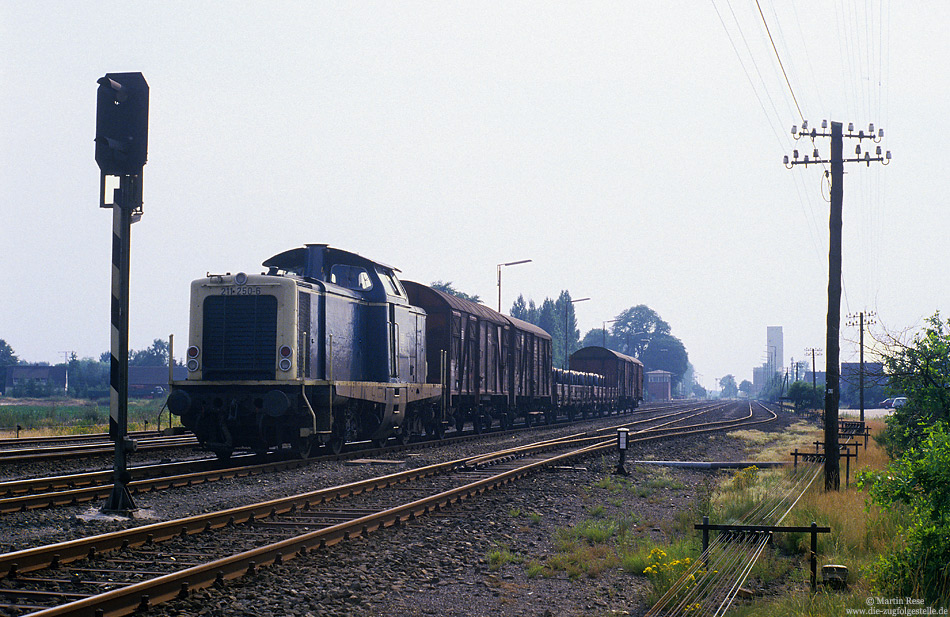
[167,244,643,458]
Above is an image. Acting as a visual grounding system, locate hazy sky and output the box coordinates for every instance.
[1,2,945,391]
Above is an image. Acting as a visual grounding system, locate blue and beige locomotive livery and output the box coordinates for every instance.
[168,244,643,458]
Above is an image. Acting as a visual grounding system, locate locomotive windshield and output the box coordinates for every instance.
[330,264,373,291]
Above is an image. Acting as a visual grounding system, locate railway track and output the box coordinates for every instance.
[0,402,733,514]
[645,408,863,617]
[0,434,198,466]
[0,400,772,616]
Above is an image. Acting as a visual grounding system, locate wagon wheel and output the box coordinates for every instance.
[211,447,233,461]
[567,407,576,421]
[427,421,445,440]
[291,435,314,459]
[326,436,345,455]
[472,413,484,434]
[455,413,466,433]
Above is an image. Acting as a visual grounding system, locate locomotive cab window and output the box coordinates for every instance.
[330,264,373,291]
[378,269,404,297]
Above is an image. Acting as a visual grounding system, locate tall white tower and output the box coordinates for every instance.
[767,326,784,375]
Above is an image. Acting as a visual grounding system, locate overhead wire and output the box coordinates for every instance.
[754,0,803,122]
[709,0,825,263]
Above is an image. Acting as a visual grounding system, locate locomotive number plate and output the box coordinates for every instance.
[220,286,262,296]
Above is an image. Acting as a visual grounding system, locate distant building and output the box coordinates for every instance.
[4,365,67,394]
[129,366,187,396]
[803,371,826,388]
[2,364,185,398]
[767,326,784,375]
[646,370,672,401]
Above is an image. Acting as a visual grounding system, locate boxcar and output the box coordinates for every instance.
[403,281,553,431]
[569,346,643,411]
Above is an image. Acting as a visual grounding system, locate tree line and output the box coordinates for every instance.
[0,338,176,398]
[428,283,693,393]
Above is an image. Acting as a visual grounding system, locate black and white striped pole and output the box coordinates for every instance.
[96,73,149,514]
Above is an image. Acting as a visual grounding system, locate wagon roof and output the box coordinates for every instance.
[404,281,551,341]
[403,281,509,326]
[570,346,643,366]
[503,314,553,341]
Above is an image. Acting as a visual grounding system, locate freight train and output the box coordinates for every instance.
[167,244,643,458]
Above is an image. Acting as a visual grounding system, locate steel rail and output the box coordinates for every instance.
[646,403,826,616]
[0,403,774,616]
[0,436,198,465]
[0,404,709,514]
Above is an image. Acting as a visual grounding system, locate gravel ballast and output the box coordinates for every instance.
[0,408,807,616]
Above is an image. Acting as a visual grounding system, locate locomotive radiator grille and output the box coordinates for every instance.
[202,295,279,380]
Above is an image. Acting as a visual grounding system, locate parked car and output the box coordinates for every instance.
[879,398,895,408]
[891,397,908,408]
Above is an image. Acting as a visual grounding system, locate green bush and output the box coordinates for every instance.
[860,422,950,604]
[880,313,950,457]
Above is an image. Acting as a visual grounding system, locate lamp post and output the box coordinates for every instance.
[497,259,532,312]
[564,297,590,368]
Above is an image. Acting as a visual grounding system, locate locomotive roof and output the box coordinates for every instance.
[262,244,400,274]
[570,345,643,366]
[403,281,552,340]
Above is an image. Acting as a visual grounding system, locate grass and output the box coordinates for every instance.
[729,419,818,461]
[514,416,898,616]
[487,544,523,571]
[725,419,907,616]
[0,397,175,437]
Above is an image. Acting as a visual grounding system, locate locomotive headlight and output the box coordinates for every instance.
[278,345,293,371]
[235,272,248,285]
[187,346,200,372]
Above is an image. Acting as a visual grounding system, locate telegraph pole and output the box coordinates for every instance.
[846,311,876,422]
[786,120,890,490]
[805,347,822,393]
